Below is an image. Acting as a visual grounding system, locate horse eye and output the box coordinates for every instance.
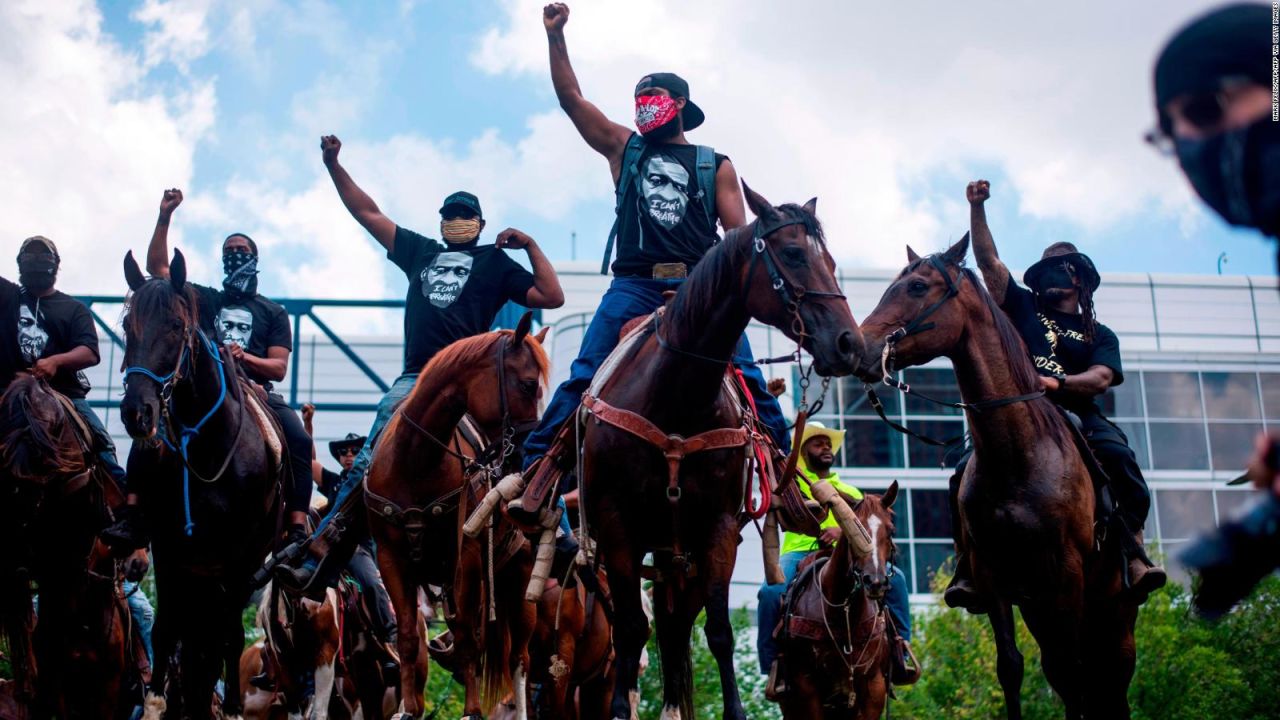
[781,247,806,266]
[519,380,539,396]
[908,280,929,295]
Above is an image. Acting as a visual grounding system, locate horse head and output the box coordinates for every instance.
[458,310,550,439]
[0,375,89,489]
[120,249,196,440]
[846,481,899,600]
[739,182,865,377]
[857,234,977,381]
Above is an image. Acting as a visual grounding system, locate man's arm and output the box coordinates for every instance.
[31,345,98,380]
[715,159,747,231]
[230,345,289,383]
[543,4,631,172]
[322,136,398,253]
[1043,364,1114,398]
[147,188,184,278]
[496,229,565,309]
[967,180,1011,305]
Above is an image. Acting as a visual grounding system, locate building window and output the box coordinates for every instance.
[1098,376,1145,418]
[1260,373,1280,421]
[902,368,964,417]
[1154,489,1215,541]
[1111,420,1152,470]
[1201,372,1262,420]
[907,420,965,469]
[912,543,954,596]
[910,488,953,541]
[1144,371,1204,419]
[1207,423,1262,473]
[843,419,904,467]
[1148,422,1210,470]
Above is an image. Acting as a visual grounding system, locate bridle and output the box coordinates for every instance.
[864,254,1045,448]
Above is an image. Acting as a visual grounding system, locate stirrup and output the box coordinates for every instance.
[764,659,788,700]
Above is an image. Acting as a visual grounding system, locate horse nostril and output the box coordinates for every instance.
[837,330,856,357]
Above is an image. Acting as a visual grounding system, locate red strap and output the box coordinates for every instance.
[733,368,773,519]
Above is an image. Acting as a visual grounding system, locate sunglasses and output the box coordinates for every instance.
[338,447,358,457]
[1145,76,1254,156]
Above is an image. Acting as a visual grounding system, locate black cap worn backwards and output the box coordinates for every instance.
[439,191,483,218]
[1154,3,1272,109]
[635,72,706,131]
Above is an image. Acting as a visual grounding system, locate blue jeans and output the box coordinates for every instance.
[70,399,126,489]
[756,551,911,672]
[522,276,790,475]
[123,581,154,664]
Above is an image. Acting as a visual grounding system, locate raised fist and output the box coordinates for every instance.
[321,135,342,166]
[159,188,183,216]
[543,3,569,32]
[496,228,533,250]
[301,402,316,424]
[966,180,990,206]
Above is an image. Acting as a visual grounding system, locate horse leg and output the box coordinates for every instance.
[701,515,746,720]
[779,672,823,720]
[1080,595,1137,720]
[222,599,249,720]
[1021,604,1085,720]
[501,556,537,720]
[602,543,647,720]
[311,589,341,720]
[143,594,175,720]
[854,670,888,720]
[376,545,426,720]
[988,600,1024,720]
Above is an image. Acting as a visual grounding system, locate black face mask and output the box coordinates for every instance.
[1036,264,1076,293]
[17,255,58,292]
[1176,118,1280,237]
[222,250,258,302]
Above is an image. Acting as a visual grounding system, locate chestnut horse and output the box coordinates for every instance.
[367,315,548,720]
[527,567,614,719]
[858,237,1138,719]
[0,375,134,719]
[121,250,284,720]
[776,483,899,720]
[574,184,866,720]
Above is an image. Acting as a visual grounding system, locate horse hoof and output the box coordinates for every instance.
[142,693,166,720]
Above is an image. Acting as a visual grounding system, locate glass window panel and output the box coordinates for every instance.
[1261,374,1280,421]
[1208,423,1262,473]
[1148,422,1209,470]
[1111,420,1151,471]
[842,419,905,468]
[1144,371,1204,419]
[1215,489,1255,522]
[1155,489,1215,540]
[1201,372,1261,420]
[841,376,899,417]
[906,420,965,469]
[894,544,916,593]
[1096,375,1145,418]
[902,368,964,416]
[913,543,954,596]
[910,489,953,540]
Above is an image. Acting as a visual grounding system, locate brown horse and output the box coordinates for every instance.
[857,237,1138,719]
[571,184,866,720]
[251,581,342,719]
[0,375,135,719]
[367,315,548,720]
[526,567,614,719]
[776,483,899,720]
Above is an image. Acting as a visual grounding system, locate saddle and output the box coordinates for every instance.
[1056,407,1116,538]
[240,379,284,469]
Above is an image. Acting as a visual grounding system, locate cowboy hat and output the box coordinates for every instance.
[328,432,366,462]
[1023,241,1101,293]
[800,420,845,451]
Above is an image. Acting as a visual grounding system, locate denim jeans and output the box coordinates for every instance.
[522,276,791,475]
[122,581,155,664]
[756,551,911,672]
[70,399,126,489]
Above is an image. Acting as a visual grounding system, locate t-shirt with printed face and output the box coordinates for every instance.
[192,285,293,389]
[1001,279,1124,416]
[391,226,536,376]
[612,135,728,277]
[0,277,99,399]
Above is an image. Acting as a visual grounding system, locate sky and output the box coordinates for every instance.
[1,0,1274,313]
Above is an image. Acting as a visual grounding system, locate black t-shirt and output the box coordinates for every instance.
[1001,279,1124,415]
[612,136,727,277]
[391,226,536,376]
[192,285,293,388]
[319,467,343,505]
[0,279,99,399]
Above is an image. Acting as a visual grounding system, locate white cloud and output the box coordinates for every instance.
[0,0,215,294]
[470,0,1215,267]
[132,0,214,73]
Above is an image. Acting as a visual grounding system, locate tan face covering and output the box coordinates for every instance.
[440,218,481,243]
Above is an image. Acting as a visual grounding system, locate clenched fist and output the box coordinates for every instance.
[321,135,342,167]
[966,180,990,206]
[544,3,569,32]
[159,188,183,217]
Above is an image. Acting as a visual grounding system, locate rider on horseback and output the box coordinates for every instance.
[945,180,1167,610]
[0,235,126,487]
[274,134,565,594]
[756,422,915,694]
[505,2,792,529]
[103,189,316,553]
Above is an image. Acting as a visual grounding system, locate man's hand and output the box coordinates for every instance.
[543,3,569,32]
[31,356,59,379]
[967,180,990,206]
[321,135,342,167]
[159,188,183,218]
[1039,375,1061,393]
[228,344,246,361]
[496,228,534,251]
[818,527,842,549]
[1246,432,1280,500]
[767,378,787,398]
[301,403,315,424]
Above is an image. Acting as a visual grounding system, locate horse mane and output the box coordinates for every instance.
[122,278,199,339]
[414,329,551,392]
[0,376,85,480]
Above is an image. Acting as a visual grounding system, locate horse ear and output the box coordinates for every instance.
[509,310,534,349]
[802,197,817,215]
[170,249,188,291]
[741,180,777,220]
[943,232,971,266]
[533,326,550,345]
[123,251,146,292]
[906,245,921,263]
[881,480,899,510]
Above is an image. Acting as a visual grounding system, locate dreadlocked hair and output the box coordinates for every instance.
[1077,282,1098,343]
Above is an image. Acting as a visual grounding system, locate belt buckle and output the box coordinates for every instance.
[652,263,688,280]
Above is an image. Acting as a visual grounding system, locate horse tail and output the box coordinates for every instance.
[478,591,514,712]
[668,635,696,720]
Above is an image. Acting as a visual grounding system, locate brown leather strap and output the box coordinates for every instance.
[786,615,829,642]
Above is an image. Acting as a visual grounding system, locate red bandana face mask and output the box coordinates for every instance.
[635,95,679,136]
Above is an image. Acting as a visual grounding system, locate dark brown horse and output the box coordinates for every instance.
[367,316,548,720]
[526,567,614,719]
[0,375,135,719]
[573,184,866,720]
[857,237,1138,719]
[121,250,284,720]
[776,483,899,720]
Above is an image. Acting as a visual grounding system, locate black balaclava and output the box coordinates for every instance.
[222,233,259,303]
[17,236,59,293]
